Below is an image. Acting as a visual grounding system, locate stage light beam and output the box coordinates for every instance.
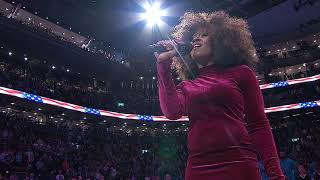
[141,2,166,27]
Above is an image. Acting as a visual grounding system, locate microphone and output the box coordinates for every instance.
[148,40,192,56]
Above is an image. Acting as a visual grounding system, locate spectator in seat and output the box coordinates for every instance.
[314,161,320,180]
[297,164,311,180]
[279,151,297,180]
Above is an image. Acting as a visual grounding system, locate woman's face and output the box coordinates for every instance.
[190,28,213,66]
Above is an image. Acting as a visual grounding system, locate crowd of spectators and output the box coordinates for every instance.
[1,50,320,115]
[257,40,319,61]
[264,63,320,84]
[0,106,320,179]
[265,115,320,180]
[263,81,320,108]
[0,51,160,115]
[0,111,186,179]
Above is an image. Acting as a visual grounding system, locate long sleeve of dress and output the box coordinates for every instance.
[239,66,285,180]
[156,60,187,120]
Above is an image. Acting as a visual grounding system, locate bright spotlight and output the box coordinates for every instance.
[141,2,166,27]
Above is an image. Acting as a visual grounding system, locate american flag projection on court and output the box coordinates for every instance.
[259,74,320,89]
[299,101,318,108]
[22,93,43,103]
[84,107,101,115]
[264,101,319,113]
[271,81,289,88]
[0,72,320,122]
[138,115,153,121]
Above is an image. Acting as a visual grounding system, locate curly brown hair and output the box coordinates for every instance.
[171,11,258,80]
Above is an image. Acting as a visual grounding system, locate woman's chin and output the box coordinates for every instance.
[191,54,211,64]
[193,59,211,66]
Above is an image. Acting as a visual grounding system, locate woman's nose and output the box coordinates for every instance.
[192,38,200,44]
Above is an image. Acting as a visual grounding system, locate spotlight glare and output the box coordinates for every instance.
[142,2,165,27]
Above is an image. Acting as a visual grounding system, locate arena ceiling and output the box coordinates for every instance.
[4,0,287,49]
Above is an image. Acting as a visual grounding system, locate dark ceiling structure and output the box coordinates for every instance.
[4,0,288,49]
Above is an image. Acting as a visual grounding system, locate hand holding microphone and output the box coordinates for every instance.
[150,40,192,63]
[153,40,177,63]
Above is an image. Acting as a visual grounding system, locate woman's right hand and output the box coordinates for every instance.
[154,40,177,63]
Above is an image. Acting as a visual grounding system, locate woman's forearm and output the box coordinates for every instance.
[157,60,186,120]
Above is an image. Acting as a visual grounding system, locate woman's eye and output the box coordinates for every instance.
[202,33,208,37]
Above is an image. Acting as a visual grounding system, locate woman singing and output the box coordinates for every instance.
[155,11,285,179]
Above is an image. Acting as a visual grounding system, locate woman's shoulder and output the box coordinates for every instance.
[230,64,255,74]
[220,65,256,80]
[228,65,258,86]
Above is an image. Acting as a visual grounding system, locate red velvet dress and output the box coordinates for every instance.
[157,60,285,180]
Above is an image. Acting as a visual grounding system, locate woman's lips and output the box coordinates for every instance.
[193,43,201,49]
